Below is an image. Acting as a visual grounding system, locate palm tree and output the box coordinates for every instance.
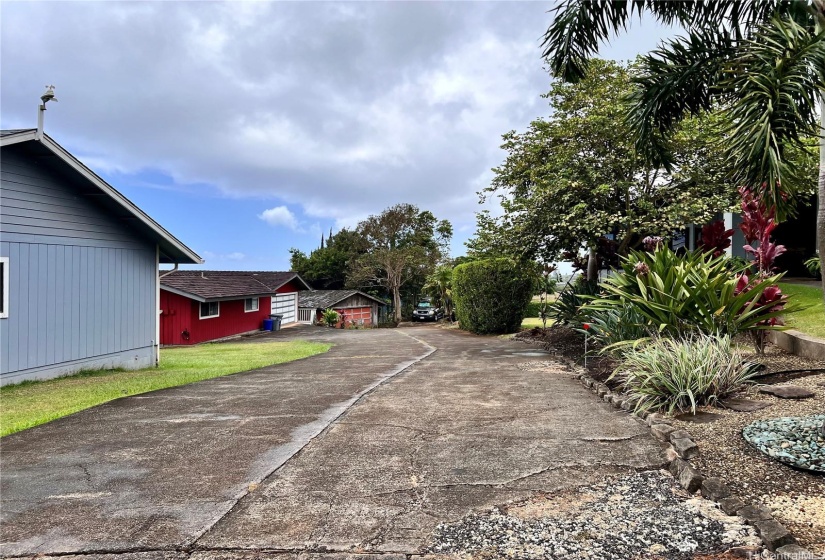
[543,1,825,439]
[425,264,455,321]
[542,0,825,295]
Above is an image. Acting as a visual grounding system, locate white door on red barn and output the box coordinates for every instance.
[271,293,297,324]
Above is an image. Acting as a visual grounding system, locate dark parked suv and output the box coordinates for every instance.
[412,300,444,322]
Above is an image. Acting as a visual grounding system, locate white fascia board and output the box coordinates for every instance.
[278,273,312,291]
[35,134,203,265]
[160,285,208,303]
[0,130,37,146]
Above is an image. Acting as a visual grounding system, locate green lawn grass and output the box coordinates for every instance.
[780,282,825,338]
[0,340,331,437]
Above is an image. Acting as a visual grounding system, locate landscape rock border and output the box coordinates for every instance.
[517,336,821,559]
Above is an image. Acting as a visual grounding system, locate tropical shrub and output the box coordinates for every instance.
[322,308,339,327]
[697,220,734,258]
[738,186,786,275]
[805,256,821,277]
[590,246,790,341]
[548,276,602,326]
[579,305,651,355]
[611,334,760,415]
[452,258,534,334]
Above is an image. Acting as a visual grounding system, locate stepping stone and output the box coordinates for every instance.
[720,398,772,412]
[676,411,722,424]
[759,385,816,399]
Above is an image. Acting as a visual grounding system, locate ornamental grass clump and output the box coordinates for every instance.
[611,334,760,415]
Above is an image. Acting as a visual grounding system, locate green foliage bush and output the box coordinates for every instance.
[611,334,760,415]
[580,305,651,355]
[322,308,339,327]
[452,258,534,334]
[525,300,543,321]
[589,247,789,339]
[548,277,602,327]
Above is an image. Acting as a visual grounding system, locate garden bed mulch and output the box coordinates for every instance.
[516,326,825,555]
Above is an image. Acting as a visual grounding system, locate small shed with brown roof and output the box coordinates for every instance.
[159,270,309,345]
[298,289,387,327]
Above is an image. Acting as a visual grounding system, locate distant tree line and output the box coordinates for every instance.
[289,203,453,322]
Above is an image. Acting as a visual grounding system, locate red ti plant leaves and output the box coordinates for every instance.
[738,186,786,275]
[698,220,734,258]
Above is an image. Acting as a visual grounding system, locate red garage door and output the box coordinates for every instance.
[337,306,372,326]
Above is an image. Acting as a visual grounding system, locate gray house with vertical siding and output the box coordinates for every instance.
[0,129,202,385]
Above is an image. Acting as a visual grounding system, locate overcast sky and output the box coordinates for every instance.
[1,1,675,270]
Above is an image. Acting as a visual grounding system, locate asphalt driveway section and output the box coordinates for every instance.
[0,327,432,556]
[197,327,665,556]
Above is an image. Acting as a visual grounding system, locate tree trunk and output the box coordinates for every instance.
[392,283,402,322]
[586,247,598,282]
[819,95,825,300]
[819,95,825,438]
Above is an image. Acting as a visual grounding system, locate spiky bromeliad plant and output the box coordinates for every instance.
[587,246,791,346]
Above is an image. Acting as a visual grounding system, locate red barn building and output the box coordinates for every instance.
[297,290,387,327]
[159,271,310,345]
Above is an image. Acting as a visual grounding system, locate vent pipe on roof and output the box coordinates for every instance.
[35,85,57,141]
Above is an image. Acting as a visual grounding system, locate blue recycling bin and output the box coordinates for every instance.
[262,318,274,331]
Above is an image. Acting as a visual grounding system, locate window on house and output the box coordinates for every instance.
[244,297,259,312]
[199,301,219,319]
[0,257,8,319]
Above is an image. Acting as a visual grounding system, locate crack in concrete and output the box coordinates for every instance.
[579,433,650,443]
[183,330,437,551]
[76,463,93,486]
[1,544,424,558]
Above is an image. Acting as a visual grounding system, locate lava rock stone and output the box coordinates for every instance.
[701,478,731,501]
[672,437,700,460]
[651,424,677,442]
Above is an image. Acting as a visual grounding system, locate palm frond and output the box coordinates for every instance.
[626,29,736,169]
[723,15,825,215]
[542,0,638,82]
[542,1,816,82]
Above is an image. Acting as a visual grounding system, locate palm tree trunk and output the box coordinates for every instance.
[819,95,825,300]
[819,95,825,438]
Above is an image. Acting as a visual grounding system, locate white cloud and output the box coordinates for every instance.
[258,206,299,230]
[0,2,675,251]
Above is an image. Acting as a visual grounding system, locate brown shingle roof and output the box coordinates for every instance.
[160,270,308,301]
[298,289,387,309]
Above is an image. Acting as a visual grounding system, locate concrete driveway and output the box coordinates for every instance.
[0,326,663,559]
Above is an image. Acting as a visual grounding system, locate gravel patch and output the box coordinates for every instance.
[743,415,825,472]
[427,470,760,559]
[673,371,825,554]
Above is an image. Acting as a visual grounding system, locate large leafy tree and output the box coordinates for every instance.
[469,59,737,280]
[289,229,368,289]
[349,204,452,321]
[542,0,825,292]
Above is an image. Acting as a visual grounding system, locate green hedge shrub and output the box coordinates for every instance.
[452,258,534,334]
